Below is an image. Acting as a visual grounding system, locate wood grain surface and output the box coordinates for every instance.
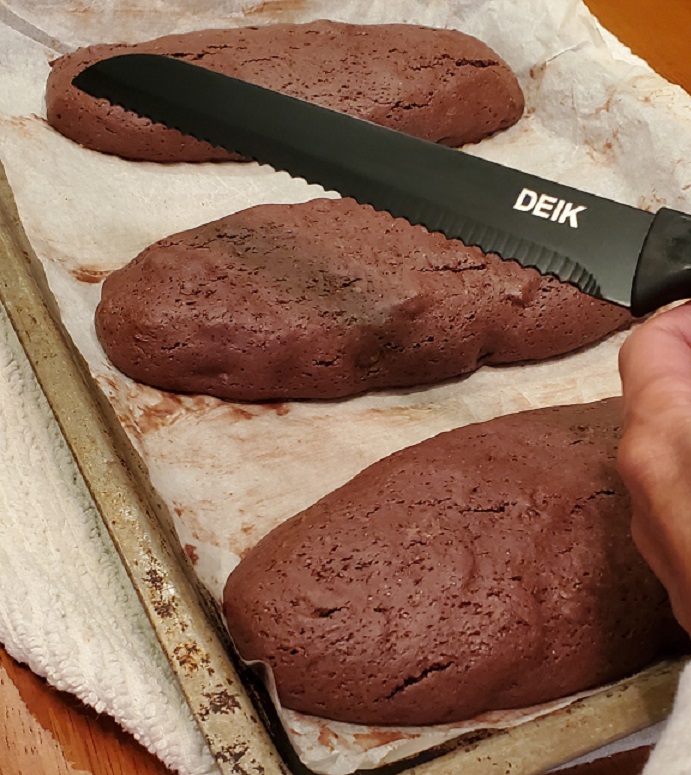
[0,1,688,774]
[0,646,169,775]
[585,0,691,92]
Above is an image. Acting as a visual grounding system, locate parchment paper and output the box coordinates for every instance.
[1,0,691,772]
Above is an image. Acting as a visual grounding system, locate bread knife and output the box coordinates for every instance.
[73,53,691,316]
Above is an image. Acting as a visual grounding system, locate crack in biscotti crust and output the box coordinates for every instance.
[45,20,525,162]
[222,399,684,726]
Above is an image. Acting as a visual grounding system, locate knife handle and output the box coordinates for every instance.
[632,208,691,316]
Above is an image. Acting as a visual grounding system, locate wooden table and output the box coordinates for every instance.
[1,1,690,773]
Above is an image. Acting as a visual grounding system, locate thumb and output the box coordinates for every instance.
[619,302,691,424]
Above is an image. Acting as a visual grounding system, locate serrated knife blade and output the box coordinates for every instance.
[73,53,691,316]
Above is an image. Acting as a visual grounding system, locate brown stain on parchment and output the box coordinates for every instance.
[134,390,217,435]
[317,724,339,748]
[172,499,269,561]
[132,391,292,440]
[528,62,546,81]
[95,369,292,441]
[94,372,142,442]
[70,266,111,284]
[94,372,220,440]
[260,402,290,416]
[585,128,619,165]
[353,729,415,750]
[184,543,200,565]
[5,114,37,132]
[217,401,291,422]
[93,369,298,555]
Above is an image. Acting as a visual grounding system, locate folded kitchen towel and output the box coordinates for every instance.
[0,302,217,775]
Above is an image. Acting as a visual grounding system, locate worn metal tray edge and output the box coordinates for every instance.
[0,160,291,775]
[0,158,686,775]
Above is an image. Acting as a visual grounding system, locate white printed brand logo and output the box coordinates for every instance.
[513,188,586,228]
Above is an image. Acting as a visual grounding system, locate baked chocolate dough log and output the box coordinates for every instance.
[46,20,524,162]
[223,398,682,725]
[96,198,631,402]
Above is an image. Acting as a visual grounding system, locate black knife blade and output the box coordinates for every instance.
[73,53,691,316]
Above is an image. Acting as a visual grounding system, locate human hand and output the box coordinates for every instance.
[618,303,691,636]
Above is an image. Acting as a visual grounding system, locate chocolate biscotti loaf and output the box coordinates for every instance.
[223,398,681,726]
[96,198,631,401]
[46,20,524,162]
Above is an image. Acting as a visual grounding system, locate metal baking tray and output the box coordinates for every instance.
[0,159,686,775]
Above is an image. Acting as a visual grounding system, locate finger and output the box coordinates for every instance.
[617,304,691,500]
[619,303,691,419]
[630,493,691,636]
[617,304,691,636]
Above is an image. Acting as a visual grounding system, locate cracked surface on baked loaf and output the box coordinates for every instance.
[46,20,525,162]
[223,398,682,725]
[95,198,631,401]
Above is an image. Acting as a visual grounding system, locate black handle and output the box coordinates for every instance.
[631,207,691,316]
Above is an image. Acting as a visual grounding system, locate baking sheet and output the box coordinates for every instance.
[1,0,691,772]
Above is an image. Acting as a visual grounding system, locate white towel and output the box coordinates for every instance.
[0,302,217,775]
